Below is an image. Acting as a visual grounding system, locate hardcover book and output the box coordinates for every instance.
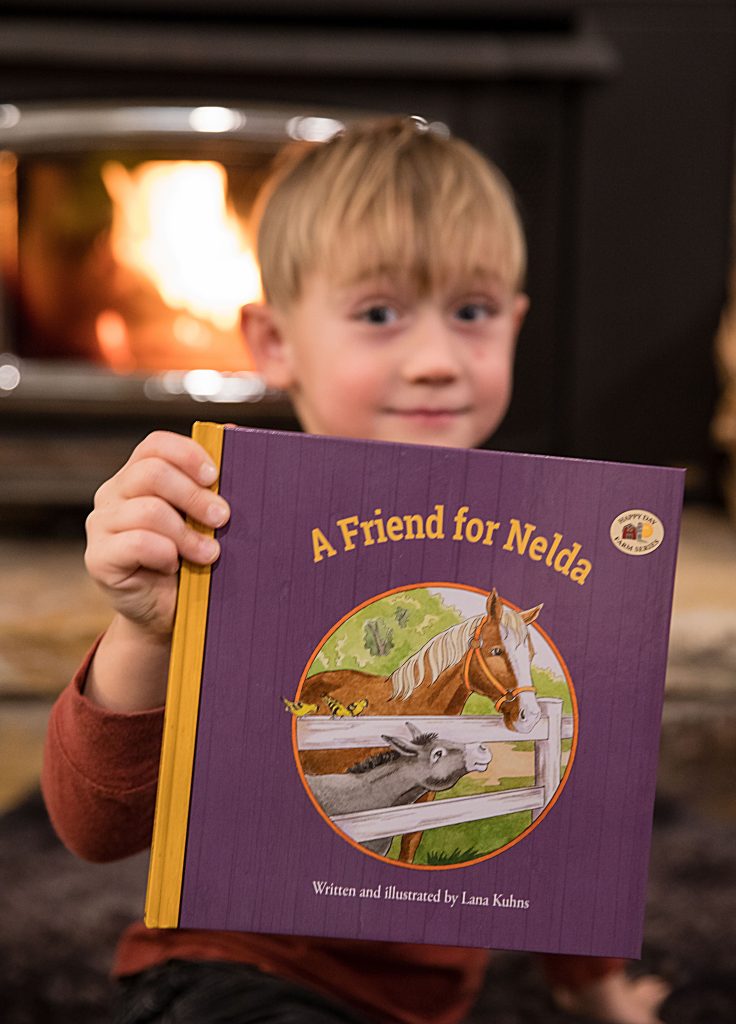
[145,423,684,958]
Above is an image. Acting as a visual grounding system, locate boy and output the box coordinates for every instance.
[43,117,667,1023]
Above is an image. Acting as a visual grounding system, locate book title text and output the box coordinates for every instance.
[311,504,591,585]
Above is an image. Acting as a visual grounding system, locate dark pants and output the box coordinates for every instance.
[113,960,374,1024]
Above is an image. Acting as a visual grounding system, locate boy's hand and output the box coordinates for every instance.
[85,431,230,638]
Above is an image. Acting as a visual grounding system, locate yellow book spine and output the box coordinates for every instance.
[144,421,226,928]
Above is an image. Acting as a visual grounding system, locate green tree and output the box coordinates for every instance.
[363,618,394,658]
[309,588,465,677]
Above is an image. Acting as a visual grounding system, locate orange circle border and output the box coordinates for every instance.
[292,582,579,870]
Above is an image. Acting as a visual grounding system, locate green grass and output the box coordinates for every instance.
[414,809,533,865]
[423,847,485,866]
[383,775,535,866]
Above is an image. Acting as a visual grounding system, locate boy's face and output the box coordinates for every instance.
[244,270,528,450]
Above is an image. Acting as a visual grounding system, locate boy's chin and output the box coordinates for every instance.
[297,411,495,450]
[376,421,492,450]
[371,406,506,450]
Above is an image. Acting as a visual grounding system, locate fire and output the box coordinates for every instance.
[101,159,261,332]
[96,308,135,373]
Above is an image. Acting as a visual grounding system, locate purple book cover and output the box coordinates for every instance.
[149,424,684,958]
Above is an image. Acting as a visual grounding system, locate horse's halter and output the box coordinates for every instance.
[462,614,536,712]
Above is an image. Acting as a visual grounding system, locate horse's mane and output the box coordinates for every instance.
[389,605,528,700]
[500,604,528,650]
[389,615,482,700]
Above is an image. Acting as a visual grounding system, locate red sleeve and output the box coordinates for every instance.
[41,638,165,863]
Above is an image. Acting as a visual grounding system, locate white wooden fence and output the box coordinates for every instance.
[296,698,573,845]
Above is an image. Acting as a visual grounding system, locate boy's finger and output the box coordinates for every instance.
[126,430,220,487]
[99,457,230,529]
[88,496,221,563]
[86,529,182,584]
[86,528,219,588]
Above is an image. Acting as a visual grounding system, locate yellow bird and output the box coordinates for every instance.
[323,695,369,717]
[282,698,319,717]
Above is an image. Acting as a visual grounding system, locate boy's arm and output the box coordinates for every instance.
[41,640,165,862]
[42,429,231,859]
[83,615,173,713]
[82,430,229,712]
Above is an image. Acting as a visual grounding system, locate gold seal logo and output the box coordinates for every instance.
[610,510,665,556]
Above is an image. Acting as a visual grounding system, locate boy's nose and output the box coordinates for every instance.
[401,319,461,384]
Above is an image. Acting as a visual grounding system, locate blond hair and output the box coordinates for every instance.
[253,117,526,308]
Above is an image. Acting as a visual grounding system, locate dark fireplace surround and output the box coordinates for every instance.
[0,0,734,508]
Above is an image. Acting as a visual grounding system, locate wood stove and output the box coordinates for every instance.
[0,2,734,510]
[0,102,355,399]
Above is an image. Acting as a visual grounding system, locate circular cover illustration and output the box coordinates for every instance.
[285,584,577,869]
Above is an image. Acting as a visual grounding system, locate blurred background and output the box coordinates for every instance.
[1,2,735,1022]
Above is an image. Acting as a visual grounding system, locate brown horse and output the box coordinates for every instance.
[297,589,542,861]
[298,589,542,763]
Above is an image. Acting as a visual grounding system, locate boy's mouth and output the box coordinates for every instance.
[384,406,471,419]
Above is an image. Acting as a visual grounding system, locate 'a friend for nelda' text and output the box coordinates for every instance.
[310,505,591,586]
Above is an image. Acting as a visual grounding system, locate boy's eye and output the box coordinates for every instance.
[454,302,495,322]
[358,304,399,325]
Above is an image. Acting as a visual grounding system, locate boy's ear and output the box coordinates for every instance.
[241,303,293,390]
[512,293,530,336]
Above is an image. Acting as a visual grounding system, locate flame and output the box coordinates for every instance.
[101,160,261,331]
[96,308,135,372]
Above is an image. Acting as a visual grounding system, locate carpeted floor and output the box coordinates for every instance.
[0,790,147,1024]
[2,702,735,1024]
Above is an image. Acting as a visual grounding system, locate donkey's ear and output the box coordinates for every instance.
[405,721,423,740]
[382,735,419,757]
[521,603,543,625]
[487,588,503,622]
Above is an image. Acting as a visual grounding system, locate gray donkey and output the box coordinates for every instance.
[306,721,492,855]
